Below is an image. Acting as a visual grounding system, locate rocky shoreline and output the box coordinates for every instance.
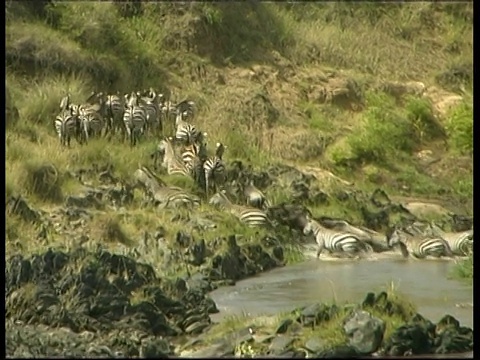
[6,246,474,358]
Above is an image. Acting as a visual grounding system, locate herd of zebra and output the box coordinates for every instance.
[53,90,473,262]
[54,88,195,146]
[303,216,473,260]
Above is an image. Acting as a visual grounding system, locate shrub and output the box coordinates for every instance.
[445,101,473,155]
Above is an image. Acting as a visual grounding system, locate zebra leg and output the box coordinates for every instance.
[316,245,324,259]
[443,241,454,258]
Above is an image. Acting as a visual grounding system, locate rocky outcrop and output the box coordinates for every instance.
[181,292,473,358]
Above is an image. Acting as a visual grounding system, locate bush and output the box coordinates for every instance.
[347,92,416,165]
[445,101,473,155]
[404,96,446,142]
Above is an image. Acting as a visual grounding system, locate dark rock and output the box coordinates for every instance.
[188,216,217,230]
[6,195,42,224]
[184,321,210,335]
[370,188,391,207]
[188,339,235,358]
[449,213,473,232]
[267,203,311,231]
[231,327,255,346]
[297,303,339,327]
[272,246,285,262]
[5,248,211,348]
[291,180,310,202]
[362,292,376,307]
[360,205,390,231]
[254,334,275,344]
[433,315,473,354]
[316,345,360,358]
[310,190,329,205]
[304,337,326,353]
[269,335,295,355]
[436,315,460,335]
[383,323,433,355]
[105,184,134,207]
[276,318,294,334]
[65,194,103,209]
[343,310,385,355]
[175,231,191,248]
[187,238,207,266]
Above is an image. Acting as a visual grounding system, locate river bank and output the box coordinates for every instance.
[6,244,474,358]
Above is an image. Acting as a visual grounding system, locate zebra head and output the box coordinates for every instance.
[126,92,138,108]
[386,228,405,248]
[303,214,314,235]
[60,93,71,111]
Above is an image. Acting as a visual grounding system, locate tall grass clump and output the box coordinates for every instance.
[337,92,416,166]
[445,101,473,155]
[451,254,473,283]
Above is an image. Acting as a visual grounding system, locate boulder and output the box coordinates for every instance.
[342,310,386,355]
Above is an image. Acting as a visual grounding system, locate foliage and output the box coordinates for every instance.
[445,101,473,155]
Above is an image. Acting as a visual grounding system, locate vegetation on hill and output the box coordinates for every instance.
[6,2,473,279]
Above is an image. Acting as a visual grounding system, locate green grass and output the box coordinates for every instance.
[450,254,473,283]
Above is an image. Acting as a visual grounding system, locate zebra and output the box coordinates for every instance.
[104,93,125,139]
[319,219,391,253]
[175,99,196,121]
[154,186,201,209]
[133,165,169,195]
[204,142,227,197]
[242,179,271,210]
[175,111,199,145]
[181,139,209,191]
[138,88,162,137]
[425,223,473,256]
[181,132,208,166]
[132,166,199,208]
[59,93,72,112]
[123,92,147,146]
[79,112,105,144]
[159,137,192,177]
[54,109,78,147]
[303,215,372,259]
[386,227,454,259]
[209,190,269,227]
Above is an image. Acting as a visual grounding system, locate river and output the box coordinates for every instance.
[210,250,473,328]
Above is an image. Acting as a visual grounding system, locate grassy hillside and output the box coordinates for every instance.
[6,2,473,265]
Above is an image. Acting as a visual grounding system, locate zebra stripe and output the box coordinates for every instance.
[105,94,125,138]
[243,179,271,209]
[160,138,191,177]
[175,100,195,120]
[54,110,78,147]
[232,206,269,227]
[138,93,161,137]
[123,95,147,146]
[203,142,226,196]
[437,231,473,256]
[153,186,201,209]
[209,191,268,227]
[303,218,368,258]
[79,113,104,143]
[387,229,453,259]
[175,114,199,144]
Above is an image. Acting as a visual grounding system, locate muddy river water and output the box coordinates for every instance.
[210,250,473,328]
